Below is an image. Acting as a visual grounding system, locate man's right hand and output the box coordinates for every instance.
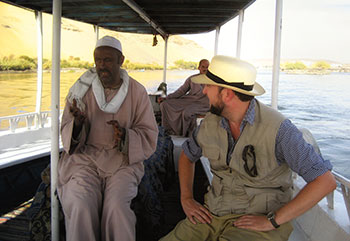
[181,197,212,224]
[70,99,86,127]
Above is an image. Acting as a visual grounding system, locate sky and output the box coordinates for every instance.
[181,0,350,64]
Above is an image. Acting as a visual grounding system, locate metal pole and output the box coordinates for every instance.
[51,0,61,240]
[271,0,283,110]
[162,36,168,83]
[94,25,99,43]
[35,11,43,128]
[214,26,220,56]
[236,10,244,59]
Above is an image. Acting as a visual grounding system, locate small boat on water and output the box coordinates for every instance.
[0,0,349,240]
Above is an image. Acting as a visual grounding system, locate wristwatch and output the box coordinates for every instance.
[267,212,280,229]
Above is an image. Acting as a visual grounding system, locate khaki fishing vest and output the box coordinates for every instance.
[197,100,293,216]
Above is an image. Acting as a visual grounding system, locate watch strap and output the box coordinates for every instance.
[267,212,280,229]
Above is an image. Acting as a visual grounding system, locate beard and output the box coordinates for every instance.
[97,69,113,84]
[209,103,224,116]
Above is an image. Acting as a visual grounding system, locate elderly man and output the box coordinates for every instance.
[57,36,158,241]
[159,59,210,137]
[160,55,336,241]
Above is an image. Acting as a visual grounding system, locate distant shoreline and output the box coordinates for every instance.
[0,68,85,74]
[1,67,349,75]
[0,68,187,74]
[282,69,350,75]
[282,69,331,75]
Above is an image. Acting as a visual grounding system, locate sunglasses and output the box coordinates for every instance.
[242,145,258,177]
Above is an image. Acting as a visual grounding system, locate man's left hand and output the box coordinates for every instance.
[233,215,275,231]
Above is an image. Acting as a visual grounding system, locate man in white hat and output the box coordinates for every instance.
[160,55,336,241]
[57,35,158,241]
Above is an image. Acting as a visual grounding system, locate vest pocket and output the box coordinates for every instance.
[244,185,286,213]
[202,147,220,160]
[211,175,223,197]
[205,175,223,215]
[202,147,222,169]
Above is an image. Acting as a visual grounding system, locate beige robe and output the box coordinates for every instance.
[160,74,209,136]
[57,74,158,241]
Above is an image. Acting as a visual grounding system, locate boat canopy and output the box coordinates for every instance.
[2,0,255,38]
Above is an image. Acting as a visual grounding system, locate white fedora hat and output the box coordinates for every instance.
[95,35,123,54]
[191,55,265,96]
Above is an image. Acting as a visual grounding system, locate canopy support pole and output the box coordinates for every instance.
[94,25,99,43]
[162,36,168,83]
[236,10,244,59]
[35,11,43,128]
[51,0,61,240]
[214,26,220,55]
[271,0,283,110]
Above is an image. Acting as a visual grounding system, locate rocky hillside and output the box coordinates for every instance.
[0,2,212,66]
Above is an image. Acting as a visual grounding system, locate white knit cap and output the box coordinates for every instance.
[95,35,122,53]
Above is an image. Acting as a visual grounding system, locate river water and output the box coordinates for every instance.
[0,70,349,178]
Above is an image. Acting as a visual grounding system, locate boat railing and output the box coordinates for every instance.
[0,111,64,169]
[328,171,350,223]
[292,169,350,226]
[0,111,59,133]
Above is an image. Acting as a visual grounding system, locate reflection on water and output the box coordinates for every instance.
[0,69,349,179]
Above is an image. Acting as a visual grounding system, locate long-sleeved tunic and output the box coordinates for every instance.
[57,72,158,241]
[160,74,209,136]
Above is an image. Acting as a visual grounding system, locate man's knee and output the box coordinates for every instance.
[105,192,133,213]
[59,180,102,219]
[160,218,211,241]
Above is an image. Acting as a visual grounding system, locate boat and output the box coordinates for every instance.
[0,0,349,240]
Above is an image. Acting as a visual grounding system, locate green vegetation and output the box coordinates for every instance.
[0,56,201,71]
[0,55,36,71]
[61,56,93,69]
[281,60,333,74]
[0,56,335,73]
[172,59,198,70]
[281,61,307,70]
[311,61,331,69]
[123,59,162,70]
[0,55,93,71]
